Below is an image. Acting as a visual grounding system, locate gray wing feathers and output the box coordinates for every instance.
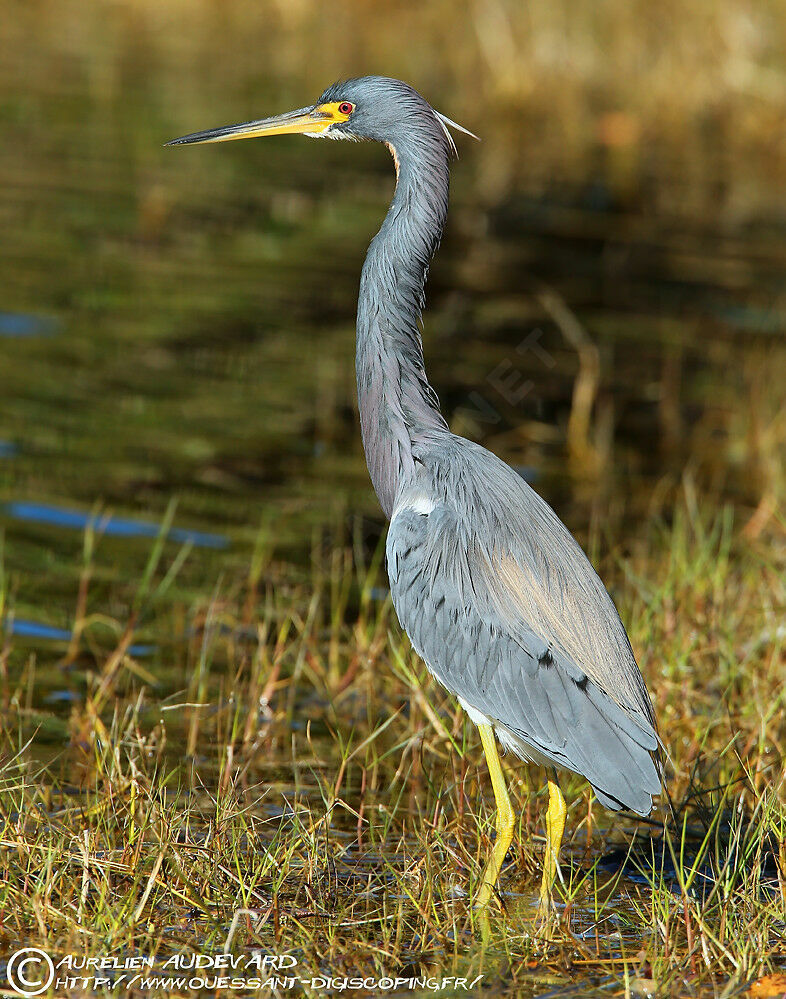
[387,434,661,815]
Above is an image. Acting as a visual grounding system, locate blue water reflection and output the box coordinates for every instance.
[0,312,57,337]
[4,617,155,656]
[5,501,228,549]
[0,441,17,457]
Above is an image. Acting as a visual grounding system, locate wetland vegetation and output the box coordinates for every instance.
[1,1,785,995]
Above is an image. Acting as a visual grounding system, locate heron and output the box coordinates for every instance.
[169,76,661,911]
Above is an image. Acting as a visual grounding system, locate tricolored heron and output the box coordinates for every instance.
[169,76,661,909]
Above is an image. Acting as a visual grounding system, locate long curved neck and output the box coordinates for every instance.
[356,137,450,519]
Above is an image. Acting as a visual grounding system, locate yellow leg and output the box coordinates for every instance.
[475,724,516,908]
[539,771,567,907]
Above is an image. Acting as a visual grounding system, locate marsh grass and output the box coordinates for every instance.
[2,1,786,994]
[0,472,784,997]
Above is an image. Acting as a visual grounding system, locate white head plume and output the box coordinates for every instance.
[433,110,480,156]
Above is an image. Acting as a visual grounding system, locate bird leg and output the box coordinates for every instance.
[475,723,516,908]
[539,771,567,908]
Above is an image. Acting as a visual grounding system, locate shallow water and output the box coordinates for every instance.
[1,6,785,994]
[2,165,783,677]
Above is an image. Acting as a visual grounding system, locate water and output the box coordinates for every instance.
[0,312,58,338]
[1,0,783,801]
[6,500,227,548]
[4,616,155,658]
[3,164,780,675]
[1,6,784,991]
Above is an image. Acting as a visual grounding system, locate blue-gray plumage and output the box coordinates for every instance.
[169,76,661,910]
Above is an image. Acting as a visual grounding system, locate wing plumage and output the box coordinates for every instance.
[386,432,660,814]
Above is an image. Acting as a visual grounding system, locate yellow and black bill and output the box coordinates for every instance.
[166,102,353,146]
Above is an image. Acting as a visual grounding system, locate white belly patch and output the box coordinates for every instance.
[391,493,435,519]
[457,695,491,727]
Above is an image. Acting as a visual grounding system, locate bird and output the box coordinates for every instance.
[168,76,661,911]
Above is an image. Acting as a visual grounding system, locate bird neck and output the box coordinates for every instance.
[356,138,450,518]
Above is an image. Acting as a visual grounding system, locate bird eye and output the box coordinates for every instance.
[338,102,354,115]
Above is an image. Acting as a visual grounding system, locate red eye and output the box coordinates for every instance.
[338,102,353,115]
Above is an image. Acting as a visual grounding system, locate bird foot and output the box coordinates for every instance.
[533,891,561,940]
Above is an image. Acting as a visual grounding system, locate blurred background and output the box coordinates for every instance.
[1,0,784,733]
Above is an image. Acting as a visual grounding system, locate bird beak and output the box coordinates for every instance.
[166,106,333,146]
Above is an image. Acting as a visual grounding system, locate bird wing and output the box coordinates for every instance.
[385,434,660,814]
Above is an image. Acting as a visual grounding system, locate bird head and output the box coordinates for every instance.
[167,76,476,155]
